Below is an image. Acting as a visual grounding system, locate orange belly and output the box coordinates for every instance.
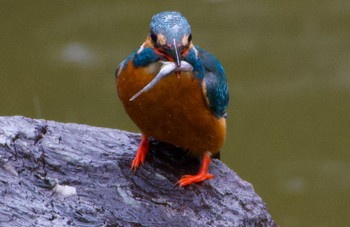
[116,61,226,156]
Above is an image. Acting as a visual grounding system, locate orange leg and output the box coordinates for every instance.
[131,134,149,171]
[177,152,214,187]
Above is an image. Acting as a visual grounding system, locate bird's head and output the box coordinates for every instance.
[149,11,192,67]
[129,12,194,101]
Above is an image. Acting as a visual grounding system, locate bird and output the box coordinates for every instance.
[115,11,229,187]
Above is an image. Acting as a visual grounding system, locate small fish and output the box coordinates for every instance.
[129,61,193,102]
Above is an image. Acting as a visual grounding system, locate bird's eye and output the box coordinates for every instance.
[188,34,192,43]
[150,32,157,44]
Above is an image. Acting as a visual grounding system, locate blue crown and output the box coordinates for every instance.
[150,11,191,44]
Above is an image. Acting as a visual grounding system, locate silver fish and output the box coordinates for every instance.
[129,61,193,102]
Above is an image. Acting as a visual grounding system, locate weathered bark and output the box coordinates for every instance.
[0,116,277,226]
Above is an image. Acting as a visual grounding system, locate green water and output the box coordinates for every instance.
[1,1,349,226]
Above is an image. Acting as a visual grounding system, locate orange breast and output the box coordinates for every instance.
[116,60,226,156]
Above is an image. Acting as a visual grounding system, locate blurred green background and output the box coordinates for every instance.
[1,1,349,226]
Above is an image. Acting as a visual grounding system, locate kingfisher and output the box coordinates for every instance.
[115,11,229,187]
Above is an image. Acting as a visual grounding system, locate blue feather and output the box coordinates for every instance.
[115,47,160,79]
[150,11,191,44]
[194,46,229,118]
[115,49,138,79]
[133,47,160,68]
[183,48,205,80]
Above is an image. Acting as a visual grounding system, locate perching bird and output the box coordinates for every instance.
[115,11,229,187]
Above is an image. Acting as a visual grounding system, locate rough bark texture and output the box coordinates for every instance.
[0,116,277,227]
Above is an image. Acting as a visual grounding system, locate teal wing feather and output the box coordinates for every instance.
[196,46,229,118]
[115,49,137,79]
[115,47,160,79]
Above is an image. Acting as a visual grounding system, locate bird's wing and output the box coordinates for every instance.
[115,46,161,79]
[115,49,138,79]
[196,46,229,118]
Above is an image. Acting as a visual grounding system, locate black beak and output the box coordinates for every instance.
[170,39,181,67]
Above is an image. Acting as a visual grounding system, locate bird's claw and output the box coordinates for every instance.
[130,135,149,172]
[177,173,214,187]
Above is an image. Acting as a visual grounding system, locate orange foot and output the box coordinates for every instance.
[131,134,149,171]
[177,153,213,187]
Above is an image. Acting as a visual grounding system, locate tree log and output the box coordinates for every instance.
[0,116,277,226]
